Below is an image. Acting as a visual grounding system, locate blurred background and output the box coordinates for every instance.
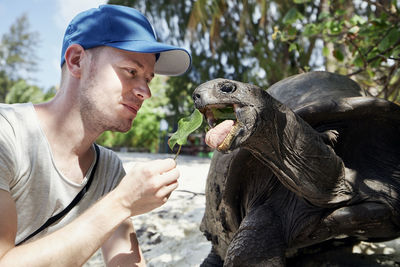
[1,0,399,155]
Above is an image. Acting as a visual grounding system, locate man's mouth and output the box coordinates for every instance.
[198,104,243,150]
[122,103,139,116]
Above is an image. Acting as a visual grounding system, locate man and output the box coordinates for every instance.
[0,4,191,266]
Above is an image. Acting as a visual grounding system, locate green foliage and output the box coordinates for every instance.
[276,0,400,101]
[0,14,39,82]
[43,87,57,102]
[0,14,41,102]
[282,7,304,24]
[5,80,51,104]
[0,71,13,102]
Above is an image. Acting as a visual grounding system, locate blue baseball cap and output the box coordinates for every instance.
[60,5,191,76]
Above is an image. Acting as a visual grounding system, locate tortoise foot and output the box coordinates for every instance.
[201,248,224,267]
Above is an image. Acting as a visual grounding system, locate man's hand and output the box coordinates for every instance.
[115,158,179,216]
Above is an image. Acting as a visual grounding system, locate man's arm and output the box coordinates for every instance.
[0,158,179,266]
[0,190,17,260]
[101,219,145,267]
[0,188,130,266]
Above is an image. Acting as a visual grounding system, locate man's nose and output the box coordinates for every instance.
[132,83,151,100]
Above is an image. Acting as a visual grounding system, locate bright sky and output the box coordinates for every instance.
[0,0,108,89]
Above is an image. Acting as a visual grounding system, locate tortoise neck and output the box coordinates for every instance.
[243,104,349,207]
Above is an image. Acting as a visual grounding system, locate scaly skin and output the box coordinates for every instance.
[194,72,400,266]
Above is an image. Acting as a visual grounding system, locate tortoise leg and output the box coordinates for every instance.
[319,129,339,147]
[201,248,224,267]
[224,204,286,267]
[312,202,400,241]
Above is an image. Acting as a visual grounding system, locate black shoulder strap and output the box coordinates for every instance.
[16,144,100,246]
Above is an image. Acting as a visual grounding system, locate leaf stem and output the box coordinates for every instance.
[174,145,182,161]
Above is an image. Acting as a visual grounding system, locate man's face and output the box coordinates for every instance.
[79,46,156,133]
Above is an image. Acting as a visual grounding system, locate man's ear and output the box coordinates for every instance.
[64,44,86,78]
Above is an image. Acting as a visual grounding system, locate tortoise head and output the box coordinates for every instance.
[193,78,273,152]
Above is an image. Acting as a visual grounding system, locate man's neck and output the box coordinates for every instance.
[33,97,99,183]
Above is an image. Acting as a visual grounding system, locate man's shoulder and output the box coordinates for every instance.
[96,145,124,169]
[94,145,125,189]
[96,145,120,160]
[0,103,34,123]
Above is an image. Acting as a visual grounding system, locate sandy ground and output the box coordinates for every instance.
[84,152,400,267]
[84,152,212,267]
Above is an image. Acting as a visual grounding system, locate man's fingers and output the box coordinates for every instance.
[147,158,176,175]
[157,180,179,201]
[153,168,180,188]
[130,158,177,178]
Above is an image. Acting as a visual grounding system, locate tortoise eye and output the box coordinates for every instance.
[220,82,237,93]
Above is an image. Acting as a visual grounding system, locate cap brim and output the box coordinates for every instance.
[155,49,191,76]
[106,40,191,76]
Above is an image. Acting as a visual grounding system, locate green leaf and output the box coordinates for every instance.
[349,26,360,34]
[333,49,345,61]
[350,15,366,25]
[378,28,400,52]
[371,16,390,28]
[282,8,304,25]
[334,9,346,16]
[353,53,364,68]
[287,26,298,38]
[318,11,330,20]
[322,46,330,57]
[289,42,298,52]
[168,109,203,151]
[293,0,311,3]
[366,68,374,78]
[392,46,400,59]
[329,21,343,34]
[303,24,320,36]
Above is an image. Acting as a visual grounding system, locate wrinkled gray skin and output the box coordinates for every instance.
[193,71,400,266]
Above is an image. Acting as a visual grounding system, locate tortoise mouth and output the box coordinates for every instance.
[198,103,244,151]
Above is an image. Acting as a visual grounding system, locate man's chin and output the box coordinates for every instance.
[119,126,132,133]
[118,123,133,133]
[108,119,134,133]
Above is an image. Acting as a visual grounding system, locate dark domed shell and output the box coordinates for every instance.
[267,71,400,127]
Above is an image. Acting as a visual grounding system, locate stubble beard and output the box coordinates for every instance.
[79,62,132,134]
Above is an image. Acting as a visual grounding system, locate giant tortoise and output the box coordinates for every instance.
[192,71,400,266]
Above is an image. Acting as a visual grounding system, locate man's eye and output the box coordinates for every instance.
[128,69,137,76]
